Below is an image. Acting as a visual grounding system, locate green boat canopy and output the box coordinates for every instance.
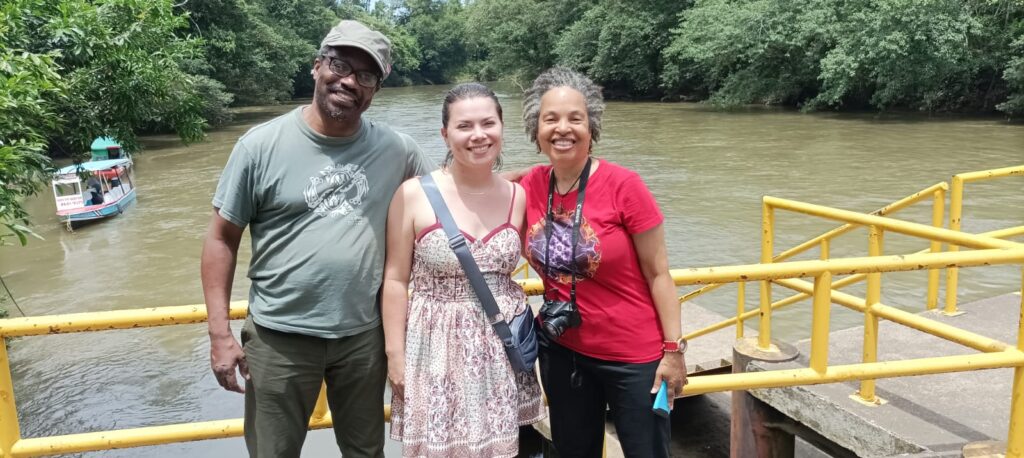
[89,137,125,161]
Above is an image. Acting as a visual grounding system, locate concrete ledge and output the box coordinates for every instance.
[748,293,1020,457]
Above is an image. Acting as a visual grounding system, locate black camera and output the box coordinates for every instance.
[538,300,582,338]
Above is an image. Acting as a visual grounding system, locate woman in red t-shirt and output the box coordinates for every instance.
[520,67,688,458]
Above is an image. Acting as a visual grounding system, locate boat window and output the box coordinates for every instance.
[53,182,80,197]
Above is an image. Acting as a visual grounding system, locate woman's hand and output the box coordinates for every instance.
[651,351,688,407]
[387,353,406,399]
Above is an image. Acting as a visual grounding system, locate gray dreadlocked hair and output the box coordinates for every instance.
[521,67,605,151]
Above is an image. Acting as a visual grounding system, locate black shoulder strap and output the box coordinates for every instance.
[419,174,515,341]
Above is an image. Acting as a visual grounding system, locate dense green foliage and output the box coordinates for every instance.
[0,47,60,245]
[7,0,210,153]
[182,0,335,103]
[465,0,1024,114]
[663,0,1024,112]
[1,0,212,244]
[1,0,1021,247]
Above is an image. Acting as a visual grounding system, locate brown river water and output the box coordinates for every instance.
[0,83,1022,456]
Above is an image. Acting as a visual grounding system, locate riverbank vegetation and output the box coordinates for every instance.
[1,0,1022,244]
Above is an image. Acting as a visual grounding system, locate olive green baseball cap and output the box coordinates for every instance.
[320,20,392,80]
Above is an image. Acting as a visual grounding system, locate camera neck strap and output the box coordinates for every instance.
[544,157,592,306]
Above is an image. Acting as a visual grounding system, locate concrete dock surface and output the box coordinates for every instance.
[748,292,1022,457]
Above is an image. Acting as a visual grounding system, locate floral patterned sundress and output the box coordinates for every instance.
[390,183,545,458]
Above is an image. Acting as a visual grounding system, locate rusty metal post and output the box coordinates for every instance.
[731,337,799,458]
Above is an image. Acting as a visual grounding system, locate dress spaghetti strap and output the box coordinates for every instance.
[505,182,517,224]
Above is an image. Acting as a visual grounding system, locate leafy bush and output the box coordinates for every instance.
[662,0,1023,112]
[0,41,63,244]
[556,0,681,97]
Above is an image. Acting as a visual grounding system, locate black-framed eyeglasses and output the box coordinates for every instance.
[320,55,380,88]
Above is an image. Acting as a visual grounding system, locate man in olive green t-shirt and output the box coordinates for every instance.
[201,20,434,457]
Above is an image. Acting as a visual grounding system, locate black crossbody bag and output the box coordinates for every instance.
[419,174,538,373]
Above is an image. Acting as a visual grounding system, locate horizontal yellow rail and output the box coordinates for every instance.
[10,349,1020,457]
[8,407,394,457]
[774,277,1011,353]
[0,301,248,338]
[774,182,948,263]
[683,349,1024,396]
[956,165,1024,183]
[670,248,1024,286]
[2,249,1020,338]
[684,226,1024,341]
[764,197,1023,250]
[681,182,948,304]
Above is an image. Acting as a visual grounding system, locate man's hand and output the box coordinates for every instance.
[210,334,249,393]
[651,352,688,408]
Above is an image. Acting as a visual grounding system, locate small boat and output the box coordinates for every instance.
[51,138,136,227]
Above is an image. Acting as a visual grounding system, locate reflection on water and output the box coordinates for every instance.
[0,83,1021,456]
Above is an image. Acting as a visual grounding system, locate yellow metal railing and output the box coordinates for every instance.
[1,166,1022,457]
[945,165,1024,315]
[761,195,1023,403]
[683,165,1023,344]
[680,181,949,334]
[1,247,1021,456]
[684,182,946,307]
[684,225,1024,342]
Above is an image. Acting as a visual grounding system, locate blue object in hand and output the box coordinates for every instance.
[652,381,670,418]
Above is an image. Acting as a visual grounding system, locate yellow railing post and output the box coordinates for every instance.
[810,272,832,374]
[945,175,964,315]
[0,339,21,457]
[857,225,884,404]
[810,239,832,373]
[1007,267,1024,458]
[758,199,774,350]
[927,188,945,310]
[736,282,746,339]
[309,382,329,426]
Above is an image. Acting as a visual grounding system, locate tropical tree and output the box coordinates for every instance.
[661,0,1024,112]
[182,0,322,105]
[0,49,61,245]
[465,0,596,83]
[397,0,468,84]
[556,0,682,97]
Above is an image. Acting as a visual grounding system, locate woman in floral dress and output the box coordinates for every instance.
[382,82,545,457]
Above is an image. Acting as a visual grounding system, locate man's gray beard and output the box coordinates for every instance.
[316,92,353,121]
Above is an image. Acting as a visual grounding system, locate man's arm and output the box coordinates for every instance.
[201,209,248,393]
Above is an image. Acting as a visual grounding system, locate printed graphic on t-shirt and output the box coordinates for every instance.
[304,163,369,217]
[526,207,601,284]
